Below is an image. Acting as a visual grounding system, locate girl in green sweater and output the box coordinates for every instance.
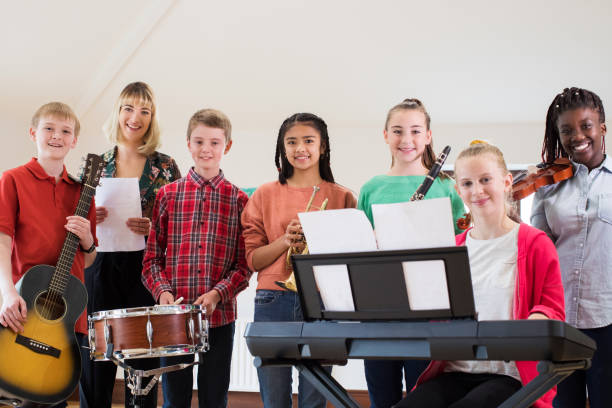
[358,98,464,408]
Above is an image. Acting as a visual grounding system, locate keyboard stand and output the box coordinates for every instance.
[256,357,590,408]
[499,360,590,408]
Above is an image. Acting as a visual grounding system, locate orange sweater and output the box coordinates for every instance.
[241,180,357,290]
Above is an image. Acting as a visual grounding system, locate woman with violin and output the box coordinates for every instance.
[530,87,611,408]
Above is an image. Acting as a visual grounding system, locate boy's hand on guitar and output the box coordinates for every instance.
[0,289,27,333]
[65,216,94,250]
[126,217,151,236]
[96,206,108,224]
[158,291,175,305]
[194,289,220,317]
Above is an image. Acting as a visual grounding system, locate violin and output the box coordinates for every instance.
[511,158,573,201]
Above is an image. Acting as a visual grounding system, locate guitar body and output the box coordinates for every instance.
[0,265,87,404]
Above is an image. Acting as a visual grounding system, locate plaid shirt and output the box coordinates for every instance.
[142,168,250,327]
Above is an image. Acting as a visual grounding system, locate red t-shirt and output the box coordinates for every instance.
[0,158,97,334]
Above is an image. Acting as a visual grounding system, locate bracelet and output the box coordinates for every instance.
[81,243,96,254]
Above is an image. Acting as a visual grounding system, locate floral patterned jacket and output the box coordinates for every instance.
[101,147,182,219]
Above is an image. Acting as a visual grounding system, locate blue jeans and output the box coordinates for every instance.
[254,290,328,408]
[364,359,430,408]
[160,322,235,408]
[553,324,612,408]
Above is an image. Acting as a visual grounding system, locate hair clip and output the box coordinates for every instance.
[469,139,488,146]
[555,104,560,108]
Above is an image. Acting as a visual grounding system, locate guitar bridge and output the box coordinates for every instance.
[15,334,61,358]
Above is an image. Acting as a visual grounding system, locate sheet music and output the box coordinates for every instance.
[298,209,375,312]
[94,178,145,252]
[313,264,355,311]
[372,197,455,250]
[298,209,378,254]
[402,260,450,310]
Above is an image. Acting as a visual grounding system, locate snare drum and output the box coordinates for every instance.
[88,304,208,360]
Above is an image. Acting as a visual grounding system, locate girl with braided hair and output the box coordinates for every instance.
[531,87,611,408]
[241,113,356,408]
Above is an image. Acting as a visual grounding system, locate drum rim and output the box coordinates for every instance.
[91,343,208,361]
[88,304,204,320]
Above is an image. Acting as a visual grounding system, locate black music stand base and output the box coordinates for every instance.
[256,358,589,408]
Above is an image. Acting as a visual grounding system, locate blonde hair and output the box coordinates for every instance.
[103,82,160,156]
[187,109,232,143]
[454,141,520,225]
[31,102,80,137]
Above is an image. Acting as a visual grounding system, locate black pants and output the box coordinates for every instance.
[79,251,159,408]
[394,372,522,408]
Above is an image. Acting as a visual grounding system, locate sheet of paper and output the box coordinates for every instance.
[402,260,450,310]
[298,209,378,254]
[313,264,355,311]
[372,197,455,250]
[94,178,145,252]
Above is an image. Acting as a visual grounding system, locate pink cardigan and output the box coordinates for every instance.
[416,223,565,408]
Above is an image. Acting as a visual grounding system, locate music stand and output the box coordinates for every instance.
[292,246,476,322]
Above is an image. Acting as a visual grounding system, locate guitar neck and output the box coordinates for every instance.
[50,182,96,294]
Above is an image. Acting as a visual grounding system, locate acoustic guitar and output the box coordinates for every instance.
[0,154,104,404]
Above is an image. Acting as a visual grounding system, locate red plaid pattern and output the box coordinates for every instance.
[142,168,250,327]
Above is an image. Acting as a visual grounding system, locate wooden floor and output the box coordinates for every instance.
[65,389,371,407]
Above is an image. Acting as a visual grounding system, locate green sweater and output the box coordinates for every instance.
[357,174,466,235]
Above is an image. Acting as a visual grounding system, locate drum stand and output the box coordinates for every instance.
[104,342,199,408]
[0,397,20,407]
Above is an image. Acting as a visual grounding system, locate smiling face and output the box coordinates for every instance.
[283,124,324,175]
[188,124,231,179]
[455,153,512,222]
[384,109,432,170]
[118,99,152,145]
[29,115,77,162]
[557,107,606,170]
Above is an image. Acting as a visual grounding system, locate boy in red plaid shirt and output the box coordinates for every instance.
[142,108,250,408]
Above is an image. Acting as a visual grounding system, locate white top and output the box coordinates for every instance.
[445,225,521,381]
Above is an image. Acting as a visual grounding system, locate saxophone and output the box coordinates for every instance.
[275,186,328,291]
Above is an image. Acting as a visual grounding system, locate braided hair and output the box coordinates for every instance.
[542,87,606,163]
[274,113,335,184]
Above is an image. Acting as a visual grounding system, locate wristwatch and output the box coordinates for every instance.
[81,243,96,254]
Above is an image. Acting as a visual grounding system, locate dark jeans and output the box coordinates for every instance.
[393,372,522,408]
[254,290,329,408]
[364,359,430,408]
[79,252,159,408]
[553,324,612,408]
[160,322,235,408]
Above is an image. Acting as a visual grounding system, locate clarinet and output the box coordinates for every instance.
[410,145,451,201]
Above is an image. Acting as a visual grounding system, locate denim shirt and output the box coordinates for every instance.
[531,155,612,328]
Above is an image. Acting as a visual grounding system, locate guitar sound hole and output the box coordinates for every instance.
[35,291,66,320]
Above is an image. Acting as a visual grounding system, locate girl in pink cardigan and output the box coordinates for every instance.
[394,141,565,408]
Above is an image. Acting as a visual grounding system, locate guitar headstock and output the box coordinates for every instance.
[81,153,105,188]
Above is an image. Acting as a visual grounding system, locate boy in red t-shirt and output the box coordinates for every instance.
[0,102,97,407]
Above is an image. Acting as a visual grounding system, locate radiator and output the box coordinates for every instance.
[229,318,260,391]
[229,319,299,392]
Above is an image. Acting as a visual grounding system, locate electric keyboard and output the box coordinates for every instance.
[245,319,595,408]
